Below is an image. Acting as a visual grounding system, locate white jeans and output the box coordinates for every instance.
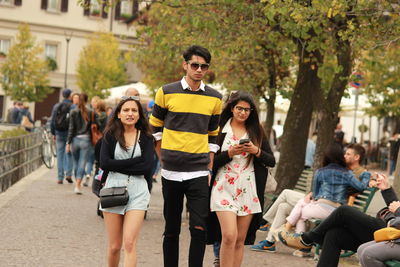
[263,189,305,242]
[286,199,334,233]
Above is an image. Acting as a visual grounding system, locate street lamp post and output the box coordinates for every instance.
[64,31,73,89]
[351,88,359,144]
[349,71,364,144]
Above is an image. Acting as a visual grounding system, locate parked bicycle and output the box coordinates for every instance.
[34,117,56,169]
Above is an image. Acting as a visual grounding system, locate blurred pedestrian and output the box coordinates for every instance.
[9,101,23,124]
[389,133,400,176]
[100,96,154,267]
[6,101,21,124]
[50,88,74,184]
[71,93,80,109]
[17,103,34,131]
[66,93,96,194]
[83,96,107,186]
[106,106,113,117]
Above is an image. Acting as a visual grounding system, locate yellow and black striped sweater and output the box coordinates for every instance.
[149,81,222,172]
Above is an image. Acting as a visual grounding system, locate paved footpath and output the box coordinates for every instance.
[0,165,374,267]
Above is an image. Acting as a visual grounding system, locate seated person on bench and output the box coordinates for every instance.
[251,144,370,255]
[278,173,396,267]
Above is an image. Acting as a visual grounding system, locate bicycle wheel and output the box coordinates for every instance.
[42,137,55,169]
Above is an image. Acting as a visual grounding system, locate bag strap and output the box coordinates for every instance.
[127,130,140,184]
[130,130,140,158]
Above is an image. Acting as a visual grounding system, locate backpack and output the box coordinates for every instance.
[54,102,72,131]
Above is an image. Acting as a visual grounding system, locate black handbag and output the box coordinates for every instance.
[99,131,139,209]
[99,187,129,208]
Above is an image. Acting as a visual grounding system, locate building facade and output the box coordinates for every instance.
[0,0,142,122]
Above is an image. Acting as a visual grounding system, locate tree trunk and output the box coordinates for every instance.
[313,40,353,169]
[258,49,277,142]
[264,90,276,141]
[274,43,322,194]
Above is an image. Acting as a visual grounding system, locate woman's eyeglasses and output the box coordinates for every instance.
[187,61,210,71]
[235,106,252,113]
[121,95,140,101]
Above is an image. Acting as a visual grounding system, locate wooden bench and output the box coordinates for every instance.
[263,169,313,212]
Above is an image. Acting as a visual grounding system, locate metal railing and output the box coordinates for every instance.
[0,132,42,193]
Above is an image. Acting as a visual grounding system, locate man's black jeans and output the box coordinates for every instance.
[303,205,386,267]
[162,176,209,267]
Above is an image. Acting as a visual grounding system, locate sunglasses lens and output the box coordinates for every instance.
[190,63,200,70]
[200,64,209,71]
[189,62,209,71]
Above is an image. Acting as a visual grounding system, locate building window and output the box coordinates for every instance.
[45,43,57,59]
[41,0,68,13]
[0,0,13,5]
[0,38,11,57]
[47,0,60,12]
[45,43,58,71]
[120,0,130,15]
[90,0,101,16]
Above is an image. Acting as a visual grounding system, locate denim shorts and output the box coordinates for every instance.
[100,175,150,215]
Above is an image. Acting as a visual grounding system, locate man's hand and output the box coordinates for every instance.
[369,178,378,188]
[66,144,71,153]
[376,173,390,191]
[389,201,400,213]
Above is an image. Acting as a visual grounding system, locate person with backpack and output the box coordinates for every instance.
[50,88,74,184]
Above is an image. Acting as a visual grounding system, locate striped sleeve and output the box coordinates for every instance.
[149,87,167,133]
[208,97,222,144]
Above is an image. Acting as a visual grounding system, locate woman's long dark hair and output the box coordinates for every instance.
[79,93,89,122]
[322,143,346,168]
[103,98,151,150]
[219,90,264,147]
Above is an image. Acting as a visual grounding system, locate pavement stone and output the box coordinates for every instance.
[0,165,365,267]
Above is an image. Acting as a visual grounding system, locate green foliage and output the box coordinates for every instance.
[263,0,400,95]
[362,46,400,118]
[76,31,127,98]
[46,57,58,71]
[0,127,29,139]
[358,124,368,133]
[0,23,52,102]
[133,0,295,97]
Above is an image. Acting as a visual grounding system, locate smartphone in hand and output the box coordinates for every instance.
[239,138,250,144]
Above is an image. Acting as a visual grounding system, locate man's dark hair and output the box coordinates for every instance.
[347,143,365,163]
[183,45,211,63]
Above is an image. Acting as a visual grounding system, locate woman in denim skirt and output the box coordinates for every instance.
[99,96,154,267]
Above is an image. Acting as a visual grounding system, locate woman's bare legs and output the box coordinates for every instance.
[123,210,146,267]
[103,212,124,267]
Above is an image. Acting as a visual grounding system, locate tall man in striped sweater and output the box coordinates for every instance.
[150,45,222,267]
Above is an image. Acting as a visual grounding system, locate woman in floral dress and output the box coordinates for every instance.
[209,91,276,267]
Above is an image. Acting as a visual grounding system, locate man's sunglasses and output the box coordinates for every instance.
[187,61,210,71]
[121,95,140,101]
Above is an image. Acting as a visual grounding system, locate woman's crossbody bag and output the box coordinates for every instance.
[99,131,139,209]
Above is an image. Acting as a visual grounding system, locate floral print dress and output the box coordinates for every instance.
[210,119,261,216]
